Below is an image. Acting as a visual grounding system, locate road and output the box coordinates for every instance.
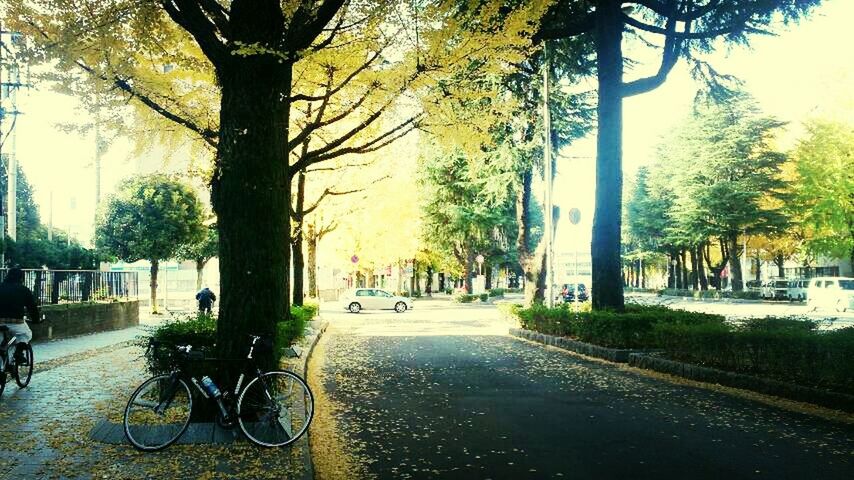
[627,292,854,329]
[309,298,854,480]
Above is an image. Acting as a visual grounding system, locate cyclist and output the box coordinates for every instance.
[0,267,40,363]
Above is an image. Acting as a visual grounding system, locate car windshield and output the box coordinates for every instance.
[839,280,854,290]
[774,281,788,288]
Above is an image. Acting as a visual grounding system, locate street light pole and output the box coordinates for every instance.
[543,42,555,308]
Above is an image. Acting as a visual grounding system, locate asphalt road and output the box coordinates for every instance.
[311,298,854,480]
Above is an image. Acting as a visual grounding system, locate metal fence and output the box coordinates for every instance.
[0,269,139,305]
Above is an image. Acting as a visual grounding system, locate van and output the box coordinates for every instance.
[786,279,809,301]
[761,279,789,300]
[806,277,854,312]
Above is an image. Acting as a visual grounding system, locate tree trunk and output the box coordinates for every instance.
[668,253,675,289]
[689,248,698,290]
[680,249,689,291]
[438,272,445,292]
[195,259,206,291]
[307,223,318,298]
[591,0,625,311]
[485,264,493,290]
[727,233,743,291]
[291,170,307,307]
[425,266,433,295]
[697,245,708,291]
[150,258,159,314]
[754,255,761,282]
[524,247,548,305]
[674,252,683,289]
[775,254,785,278]
[211,32,291,374]
[464,250,474,294]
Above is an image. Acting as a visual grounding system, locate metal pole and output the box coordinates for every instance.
[543,42,554,308]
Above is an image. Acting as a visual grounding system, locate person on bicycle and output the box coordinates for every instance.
[195,286,216,315]
[0,267,40,362]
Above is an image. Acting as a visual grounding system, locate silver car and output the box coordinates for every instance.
[341,288,414,313]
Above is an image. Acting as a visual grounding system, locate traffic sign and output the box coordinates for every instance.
[568,208,581,225]
[351,255,359,264]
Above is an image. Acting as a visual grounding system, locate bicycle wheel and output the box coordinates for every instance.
[237,370,314,447]
[123,374,193,451]
[14,343,33,388]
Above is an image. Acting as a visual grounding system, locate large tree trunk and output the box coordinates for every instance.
[680,249,689,290]
[149,259,159,314]
[697,244,708,291]
[438,272,445,292]
[524,247,548,305]
[291,170,307,306]
[675,252,683,289]
[195,259,206,291]
[774,254,785,278]
[485,264,493,290]
[425,266,433,295]
[689,248,698,290]
[464,251,474,294]
[307,223,318,298]
[211,15,291,374]
[591,1,625,311]
[727,233,744,291]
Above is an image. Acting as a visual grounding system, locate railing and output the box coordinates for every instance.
[0,269,139,305]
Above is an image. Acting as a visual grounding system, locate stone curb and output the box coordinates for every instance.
[628,352,854,413]
[299,317,328,480]
[509,328,635,363]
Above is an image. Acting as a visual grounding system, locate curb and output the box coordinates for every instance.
[298,317,328,480]
[628,352,854,413]
[509,328,636,363]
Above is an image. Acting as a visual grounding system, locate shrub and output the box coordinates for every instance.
[453,293,476,303]
[479,293,489,302]
[488,288,506,298]
[659,288,762,300]
[445,288,453,295]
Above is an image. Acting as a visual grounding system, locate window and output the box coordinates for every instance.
[356,290,374,297]
[376,290,393,297]
[839,280,854,290]
[823,281,835,288]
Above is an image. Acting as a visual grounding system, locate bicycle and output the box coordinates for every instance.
[0,325,35,399]
[123,335,313,451]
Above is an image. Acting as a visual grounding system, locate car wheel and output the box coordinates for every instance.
[836,300,847,313]
[807,299,817,312]
[348,302,361,313]
[394,302,407,313]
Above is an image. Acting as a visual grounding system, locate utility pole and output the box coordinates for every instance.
[543,42,555,308]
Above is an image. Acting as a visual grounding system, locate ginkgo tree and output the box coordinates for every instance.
[6,0,550,370]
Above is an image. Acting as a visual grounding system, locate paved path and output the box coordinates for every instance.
[311,299,854,480]
[1,311,309,479]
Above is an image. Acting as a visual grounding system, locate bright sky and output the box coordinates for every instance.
[5,0,853,249]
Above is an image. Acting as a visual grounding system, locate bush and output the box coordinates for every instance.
[515,304,725,349]
[659,288,762,300]
[479,293,489,302]
[655,322,854,395]
[453,293,476,303]
[142,307,313,375]
[488,288,506,298]
[445,288,453,295]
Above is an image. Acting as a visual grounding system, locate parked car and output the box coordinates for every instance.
[341,288,413,313]
[745,280,763,293]
[761,279,790,300]
[806,277,854,312]
[786,278,810,302]
[561,283,589,302]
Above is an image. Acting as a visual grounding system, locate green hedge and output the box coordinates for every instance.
[453,293,476,303]
[655,321,854,395]
[517,304,724,349]
[141,304,317,375]
[488,288,506,297]
[659,288,762,300]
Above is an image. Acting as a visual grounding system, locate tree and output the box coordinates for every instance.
[7,0,547,372]
[792,120,854,274]
[538,0,820,309]
[95,175,205,313]
[176,226,219,291]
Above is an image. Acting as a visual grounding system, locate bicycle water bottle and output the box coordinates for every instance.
[200,376,222,398]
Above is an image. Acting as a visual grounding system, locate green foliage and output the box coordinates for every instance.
[453,293,477,303]
[142,304,316,375]
[655,322,854,395]
[488,288,506,297]
[791,120,854,270]
[95,175,205,263]
[517,304,725,349]
[175,226,218,264]
[479,293,489,302]
[659,289,761,300]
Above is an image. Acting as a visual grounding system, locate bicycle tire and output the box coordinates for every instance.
[14,343,33,388]
[123,374,193,451]
[237,370,314,447]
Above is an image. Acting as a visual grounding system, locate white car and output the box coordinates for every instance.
[761,279,789,300]
[806,277,854,312]
[341,288,414,313]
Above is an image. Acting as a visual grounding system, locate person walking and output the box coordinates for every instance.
[195,286,216,315]
[0,267,41,363]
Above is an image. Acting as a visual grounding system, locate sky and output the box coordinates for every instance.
[3,0,853,250]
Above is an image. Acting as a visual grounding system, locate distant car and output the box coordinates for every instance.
[341,288,413,313]
[786,279,809,302]
[761,279,789,300]
[807,277,854,312]
[561,283,589,302]
[745,280,762,292]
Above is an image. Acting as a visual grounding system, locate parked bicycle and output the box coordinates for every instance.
[0,325,34,398]
[123,335,313,451]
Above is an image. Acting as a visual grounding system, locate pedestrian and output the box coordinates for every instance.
[195,286,216,315]
[0,267,42,363]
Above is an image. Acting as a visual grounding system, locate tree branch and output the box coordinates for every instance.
[622,3,683,97]
[627,0,722,22]
[161,0,228,66]
[289,0,348,52]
